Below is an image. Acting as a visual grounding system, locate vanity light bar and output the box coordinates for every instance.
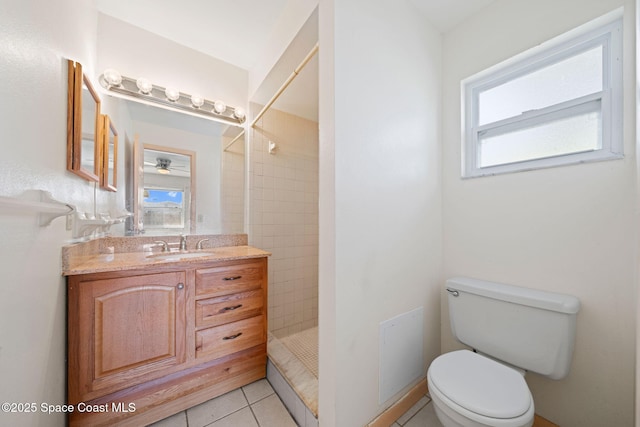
[98,71,246,125]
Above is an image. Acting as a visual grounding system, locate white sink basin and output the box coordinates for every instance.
[147,252,213,261]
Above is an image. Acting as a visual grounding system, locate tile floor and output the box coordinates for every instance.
[148,379,296,427]
[393,393,444,427]
[149,379,443,427]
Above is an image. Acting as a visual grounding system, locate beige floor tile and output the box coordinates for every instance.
[186,389,248,427]
[397,396,430,425]
[147,410,188,427]
[210,407,259,427]
[404,402,443,427]
[250,393,298,427]
[243,378,275,404]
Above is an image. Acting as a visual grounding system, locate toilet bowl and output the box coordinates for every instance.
[427,350,534,427]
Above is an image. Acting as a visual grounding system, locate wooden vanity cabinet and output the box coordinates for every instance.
[67,257,268,427]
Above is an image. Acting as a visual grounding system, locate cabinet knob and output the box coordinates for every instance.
[177,283,184,290]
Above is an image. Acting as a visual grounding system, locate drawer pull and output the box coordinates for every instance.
[223,332,243,341]
[221,304,243,312]
[223,275,242,281]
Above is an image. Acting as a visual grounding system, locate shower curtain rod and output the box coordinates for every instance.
[224,128,245,151]
[223,42,319,152]
[250,43,319,128]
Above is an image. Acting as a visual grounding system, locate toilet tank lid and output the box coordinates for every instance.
[446,277,580,314]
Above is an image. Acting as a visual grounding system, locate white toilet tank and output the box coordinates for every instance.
[446,277,580,380]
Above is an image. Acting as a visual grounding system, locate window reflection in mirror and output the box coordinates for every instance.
[141,146,194,235]
[144,189,186,230]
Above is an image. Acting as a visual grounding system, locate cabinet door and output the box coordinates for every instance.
[69,271,186,402]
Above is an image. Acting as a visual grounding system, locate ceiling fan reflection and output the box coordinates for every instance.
[143,158,190,174]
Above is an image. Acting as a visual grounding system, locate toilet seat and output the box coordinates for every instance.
[428,350,534,425]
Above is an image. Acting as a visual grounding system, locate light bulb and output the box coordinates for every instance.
[136,78,153,94]
[213,100,226,114]
[233,107,246,121]
[165,87,180,102]
[191,94,205,108]
[103,69,122,86]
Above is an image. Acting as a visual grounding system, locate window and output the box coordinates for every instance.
[462,16,622,177]
[143,188,186,229]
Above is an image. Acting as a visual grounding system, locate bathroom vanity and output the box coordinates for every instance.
[63,235,269,426]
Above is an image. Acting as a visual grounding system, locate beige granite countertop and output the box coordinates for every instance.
[62,234,270,276]
[63,245,270,276]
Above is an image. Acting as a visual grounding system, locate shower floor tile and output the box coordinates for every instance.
[279,326,318,378]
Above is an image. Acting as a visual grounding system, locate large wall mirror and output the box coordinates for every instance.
[110,97,245,236]
[101,115,118,191]
[67,60,102,181]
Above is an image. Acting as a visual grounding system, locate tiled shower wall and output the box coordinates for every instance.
[249,104,319,338]
[221,133,245,234]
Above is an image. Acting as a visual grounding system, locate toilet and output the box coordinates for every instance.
[428,277,580,427]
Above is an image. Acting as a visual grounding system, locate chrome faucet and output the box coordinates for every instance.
[196,238,209,250]
[154,240,169,252]
[179,234,187,251]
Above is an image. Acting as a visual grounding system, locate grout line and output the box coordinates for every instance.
[247,403,261,427]
[240,386,250,405]
[238,387,261,427]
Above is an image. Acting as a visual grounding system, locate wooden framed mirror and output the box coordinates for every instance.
[67,60,101,181]
[100,115,118,191]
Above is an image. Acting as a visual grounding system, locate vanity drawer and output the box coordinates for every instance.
[195,260,264,297]
[196,289,264,328]
[195,315,264,360]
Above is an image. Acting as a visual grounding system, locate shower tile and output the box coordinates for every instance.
[291,392,307,426]
[305,408,319,427]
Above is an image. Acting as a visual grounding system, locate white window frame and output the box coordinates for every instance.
[462,16,623,178]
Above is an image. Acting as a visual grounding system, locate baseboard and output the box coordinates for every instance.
[367,378,428,427]
[365,377,558,427]
[534,414,560,427]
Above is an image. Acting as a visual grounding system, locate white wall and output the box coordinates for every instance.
[0,1,115,426]
[97,14,247,110]
[318,0,443,425]
[441,0,637,426]
[248,0,319,99]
